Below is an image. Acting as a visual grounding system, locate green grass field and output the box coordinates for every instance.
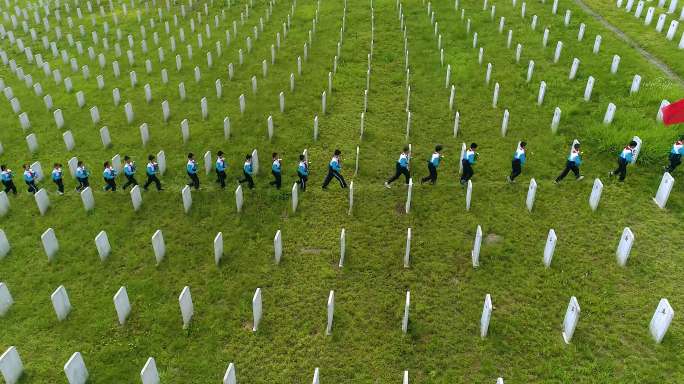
[0,0,683,382]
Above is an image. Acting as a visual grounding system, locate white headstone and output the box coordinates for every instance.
[235,185,244,212]
[339,228,346,267]
[223,363,236,384]
[348,181,354,215]
[405,178,413,213]
[252,288,262,331]
[113,286,131,325]
[35,188,50,215]
[465,180,473,210]
[593,35,602,53]
[130,185,142,211]
[653,172,674,208]
[274,229,282,263]
[94,230,111,261]
[178,286,193,329]
[649,298,674,343]
[0,230,9,259]
[543,229,557,268]
[402,290,410,333]
[656,13,667,32]
[604,103,617,124]
[472,225,482,267]
[81,187,94,211]
[0,346,23,384]
[326,290,335,335]
[551,107,562,133]
[0,193,8,217]
[615,227,635,266]
[481,293,492,338]
[559,298,581,347]
[0,282,12,316]
[630,75,642,94]
[404,228,412,268]
[42,227,59,261]
[589,178,603,211]
[151,229,165,264]
[140,357,160,384]
[51,285,71,321]
[26,133,38,153]
[63,352,88,384]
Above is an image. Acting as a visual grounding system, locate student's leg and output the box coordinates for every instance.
[556,162,572,182]
[83,178,90,188]
[333,171,347,188]
[301,175,307,191]
[402,167,410,184]
[322,168,334,188]
[154,176,163,190]
[667,154,681,172]
[618,159,627,181]
[275,172,281,189]
[187,172,194,187]
[570,165,580,178]
[55,179,64,193]
[247,174,254,189]
[111,180,117,191]
[270,171,276,186]
[221,171,226,188]
[510,160,521,180]
[387,163,401,184]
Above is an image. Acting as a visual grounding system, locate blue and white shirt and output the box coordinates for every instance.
[103,167,116,180]
[513,146,526,165]
[186,160,197,174]
[0,170,12,182]
[568,150,582,166]
[76,166,89,179]
[146,162,158,175]
[215,157,226,172]
[298,161,308,176]
[330,156,341,172]
[124,162,136,176]
[52,168,63,181]
[464,149,476,165]
[23,169,36,182]
[619,146,634,162]
[671,140,683,155]
[398,152,409,168]
[429,152,441,167]
[243,160,253,175]
[272,159,281,173]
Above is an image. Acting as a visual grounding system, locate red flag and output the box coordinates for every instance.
[662,98,684,125]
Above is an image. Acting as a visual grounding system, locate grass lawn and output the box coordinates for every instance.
[0,0,683,382]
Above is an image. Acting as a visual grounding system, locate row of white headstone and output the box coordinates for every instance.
[617,0,684,48]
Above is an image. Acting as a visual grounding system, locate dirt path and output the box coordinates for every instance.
[574,0,684,88]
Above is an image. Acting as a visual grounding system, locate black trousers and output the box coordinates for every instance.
[666,153,681,173]
[26,181,37,194]
[613,157,628,181]
[123,175,138,190]
[54,179,64,193]
[510,159,522,180]
[2,180,17,195]
[76,177,89,191]
[387,163,410,185]
[239,171,255,189]
[216,170,227,188]
[270,170,282,189]
[144,174,162,190]
[460,160,474,184]
[297,171,308,191]
[104,178,117,191]
[322,167,347,188]
[187,172,200,189]
[421,163,437,184]
[556,161,580,182]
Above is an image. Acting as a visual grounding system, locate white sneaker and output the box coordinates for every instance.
[576,176,585,181]
[384,182,391,189]
[57,191,64,195]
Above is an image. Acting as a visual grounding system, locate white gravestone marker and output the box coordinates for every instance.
[404,228,412,268]
[650,298,674,343]
[152,230,165,264]
[0,283,13,316]
[178,286,193,329]
[653,172,674,208]
[0,193,8,217]
[326,290,335,335]
[274,230,283,263]
[0,346,23,384]
[94,230,111,261]
[100,127,112,147]
[630,75,642,94]
[291,183,299,213]
[63,352,88,384]
[543,229,557,268]
[223,363,236,384]
[35,188,50,215]
[405,178,413,213]
[131,185,142,211]
[339,229,346,267]
[212,232,224,266]
[526,178,537,212]
[181,185,192,213]
[252,288,262,331]
[466,180,473,211]
[81,186,94,211]
[235,185,244,212]
[0,230,9,259]
[140,357,160,384]
[42,228,59,262]
[348,181,354,215]
[604,103,617,124]
[631,136,643,163]
[113,286,131,325]
[251,149,259,174]
[562,296,580,343]
[472,225,482,267]
[26,133,38,153]
[616,227,634,266]
[51,285,71,321]
[589,178,603,211]
[402,290,410,334]
[481,294,492,338]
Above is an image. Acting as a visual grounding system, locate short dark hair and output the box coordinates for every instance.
[629,140,638,147]
[520,141,527,148]
[299,154,305,160]
[188,153,194,159]
[470,143,478,149]
[77,161,84,166]
[217,151,224,157]
[246,154,252,160]
[104,161,110,167]
[334,149,341,156]
[403,146,410,152]
[54,163,61,167]
[573,143,581,150]
[435,145,443,152]
[124,155,130,161]
[148,155,155,161]
[0,165,5,171]
[272,152,277,158]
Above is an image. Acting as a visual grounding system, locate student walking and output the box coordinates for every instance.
[460,143,478,185]
[421,145,443,185]
[507,141,527,183]
[239,154,255,189]
[215,151,227,189]
[75,161,90,192]
[554,143,584,183]
[0,165,17,195]
[270,153,282,189]
[385,146,410,188]
[144,155,163,191]
[103,161,117,191]
[122,156,138,190]
[664,135,684,173]
[322,149,348,189]
[52,163,65,195]
[186,153,200,190]
[610,140,637,182]
[297,154,309,191]
[22,164,38,194]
